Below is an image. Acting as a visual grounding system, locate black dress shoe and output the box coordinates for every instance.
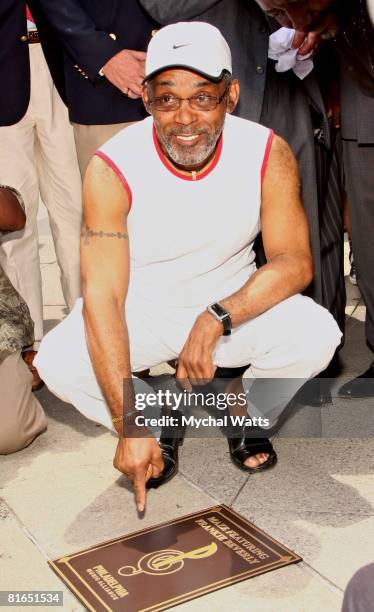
[338,363,374,399]
[294,379,332,407]
[146,410,185,489]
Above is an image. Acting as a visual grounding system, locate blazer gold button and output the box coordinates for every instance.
[109,32,117,40]
[20,34,28,42]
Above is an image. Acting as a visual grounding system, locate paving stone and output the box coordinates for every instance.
[174,562,342,612]
[230,504,374,593]
[323,400,374,438]
[230,438,374,515]
[0,415,214,559]
[0,507,83,611]
[178,438,249,504]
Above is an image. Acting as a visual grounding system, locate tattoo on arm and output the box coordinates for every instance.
[81,224,129,245]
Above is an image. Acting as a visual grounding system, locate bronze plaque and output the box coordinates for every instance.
[49,505,301,611]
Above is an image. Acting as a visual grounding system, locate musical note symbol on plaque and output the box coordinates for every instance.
[118,542,218,577]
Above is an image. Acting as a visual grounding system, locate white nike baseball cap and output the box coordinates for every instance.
[145,22,232,82]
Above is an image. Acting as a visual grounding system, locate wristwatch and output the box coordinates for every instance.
[207,302,232,336]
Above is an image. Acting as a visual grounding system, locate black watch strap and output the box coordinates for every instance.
[207,302,232,336]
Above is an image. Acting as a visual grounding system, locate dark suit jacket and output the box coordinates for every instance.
[0,0,30,126]
[341,67,374,144]
[33,0,159,125]
[0,0,65,126]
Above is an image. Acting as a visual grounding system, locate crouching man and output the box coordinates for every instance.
[36,23,341,510]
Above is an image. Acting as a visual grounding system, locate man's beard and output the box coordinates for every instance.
[156,122,224,168]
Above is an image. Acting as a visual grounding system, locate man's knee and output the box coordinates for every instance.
[0,354,47,454]
[0,417,44,455]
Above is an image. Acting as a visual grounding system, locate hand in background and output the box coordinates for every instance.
[102,49,146,98]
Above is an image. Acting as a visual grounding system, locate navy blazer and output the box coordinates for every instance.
[33,0,159,125]
[0,0,65,126]
[0,0,30,126]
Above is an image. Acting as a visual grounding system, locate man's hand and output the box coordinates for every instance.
[289,12,339,57]
[176,312,222,390]
[291,30,318,55]
[102,49,146,97]
[114,437,164,512]
[0,187,25,231]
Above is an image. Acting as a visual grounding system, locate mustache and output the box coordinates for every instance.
[165,127,209,137]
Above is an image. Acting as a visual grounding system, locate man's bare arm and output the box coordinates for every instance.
[219,135,313,325]
[81,156,132,418]
[81,157,163,511]
[177,136,313,382]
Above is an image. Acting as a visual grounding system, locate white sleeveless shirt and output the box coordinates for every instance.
[97,114,273,322]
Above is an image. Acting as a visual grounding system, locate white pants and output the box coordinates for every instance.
[0,44,82,348]
[35,294,342,431]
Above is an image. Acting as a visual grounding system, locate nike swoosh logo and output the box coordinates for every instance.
[173,44,190,49]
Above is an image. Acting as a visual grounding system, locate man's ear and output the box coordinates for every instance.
[142,84,151,113]
[226,79,240,114]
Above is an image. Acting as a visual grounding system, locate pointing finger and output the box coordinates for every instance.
[133,470,148,512]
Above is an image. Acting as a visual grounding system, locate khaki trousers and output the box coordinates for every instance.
[73,122,134,179]
[0,351,47,454]
[0,44,82,348]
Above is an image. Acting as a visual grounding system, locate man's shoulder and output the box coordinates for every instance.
[225,113,270,134]
[224,114,272,149]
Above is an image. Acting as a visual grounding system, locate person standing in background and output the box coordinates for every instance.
[250,0,374,398]
[31,0,159,177]
[337,57,374,398]
[0,1,82,387]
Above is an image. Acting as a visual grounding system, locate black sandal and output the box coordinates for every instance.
[228,434,277,473]
[146,411,185,489]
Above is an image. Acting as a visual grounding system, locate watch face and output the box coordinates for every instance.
[209,303,225,318]
[207,304,232,335]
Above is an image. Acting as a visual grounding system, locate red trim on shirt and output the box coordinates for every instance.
[261,129,274,187]
[152,125,223,181]
[94,150,133,209]
[26,6,35,23]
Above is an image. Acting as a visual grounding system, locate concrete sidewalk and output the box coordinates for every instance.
[1,212,373,612]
